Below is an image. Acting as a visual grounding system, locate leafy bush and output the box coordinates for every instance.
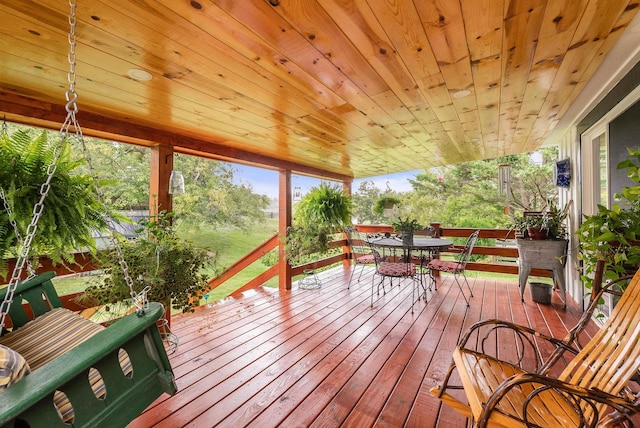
[84,212,212,313]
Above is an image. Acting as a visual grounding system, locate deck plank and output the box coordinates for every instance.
[129,266,600,428]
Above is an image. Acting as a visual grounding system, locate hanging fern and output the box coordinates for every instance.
[286,183,352,263]
[294,183,352,231]
[0,129,110,278]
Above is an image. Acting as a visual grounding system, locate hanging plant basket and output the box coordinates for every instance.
[373,195,401,217]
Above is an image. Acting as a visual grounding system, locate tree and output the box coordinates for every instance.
[68,135,270,230]
[401,147,558,230]
[352,181,384,224]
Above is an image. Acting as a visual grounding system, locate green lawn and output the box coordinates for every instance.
[52,217,281,304]
[177,217,280,303]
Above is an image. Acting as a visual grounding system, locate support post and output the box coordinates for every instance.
[150,144,174,326]
[279,170,293,290]
[342,181,352,269]
[149,144,174,217]
[430,222,442,281]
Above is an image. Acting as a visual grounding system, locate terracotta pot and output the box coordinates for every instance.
[527,227,548,240]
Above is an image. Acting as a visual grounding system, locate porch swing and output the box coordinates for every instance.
[0,1,177,426]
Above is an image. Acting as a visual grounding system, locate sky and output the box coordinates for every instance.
[231,164,420,199]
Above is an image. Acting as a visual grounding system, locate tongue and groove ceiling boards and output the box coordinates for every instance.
[0,0,638,179]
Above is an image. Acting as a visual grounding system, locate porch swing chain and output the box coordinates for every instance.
[0,0,145,334]
[61,1,146,314]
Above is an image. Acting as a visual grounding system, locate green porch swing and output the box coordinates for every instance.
[0,1,177,426]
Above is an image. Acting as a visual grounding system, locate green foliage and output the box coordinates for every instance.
[0,129,109,278]
[391,216,421,233]
[285,223,329,265]
[173,157,270,230]
[286,183,352,263]
[294,183,352,230]
[513,199,570,240]
[84,211,212,313]
[352,182,400,224]
[70,137,271,230]
[577,148,640,288]
[373,194,401,215]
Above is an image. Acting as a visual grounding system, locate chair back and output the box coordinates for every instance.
[418,226,437,238]
[345,226,371,259]
[560,268,640,413]
[456,230,479,270]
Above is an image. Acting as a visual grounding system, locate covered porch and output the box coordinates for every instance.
[129,266,594,428]
[2,1,640,426]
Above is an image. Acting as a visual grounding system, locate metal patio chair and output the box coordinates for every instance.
[427,229,479,306]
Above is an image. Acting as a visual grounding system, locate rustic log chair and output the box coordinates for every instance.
[430,269,640,427]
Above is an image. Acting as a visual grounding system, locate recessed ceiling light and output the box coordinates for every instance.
[127,69,153,81]
[453,89,471,99]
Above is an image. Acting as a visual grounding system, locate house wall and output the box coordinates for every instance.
[562,60,640,307]
[557,129,582,304]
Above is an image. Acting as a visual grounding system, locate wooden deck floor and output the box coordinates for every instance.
[129,266,597,428]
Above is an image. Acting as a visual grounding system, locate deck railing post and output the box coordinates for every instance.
[279,170,293,290]
[342,181,353,269]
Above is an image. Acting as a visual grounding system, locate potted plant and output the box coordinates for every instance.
[521,213,548,240]
[373,194,401,217]
[0,128,110,278]
[286,183,352,266]
[514,199,571,241]
[577,148,640,290]
[83,211,212,314]
[513,199,571,306]
[391,215,422,246]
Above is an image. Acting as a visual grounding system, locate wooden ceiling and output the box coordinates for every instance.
[0,1,639,181]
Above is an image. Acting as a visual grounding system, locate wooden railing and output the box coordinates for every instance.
[356,224,559,278]
[203,223,556,299]
[3,224,554,307]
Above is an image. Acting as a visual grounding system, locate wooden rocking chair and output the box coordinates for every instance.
[430,268,640,427]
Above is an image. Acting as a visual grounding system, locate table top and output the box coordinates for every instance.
[366,236,453,250]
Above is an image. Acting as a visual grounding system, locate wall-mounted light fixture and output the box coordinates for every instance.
[169,170,185,195]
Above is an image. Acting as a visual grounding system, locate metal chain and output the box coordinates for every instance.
[1,0,141,334]
[76,135,145,313]
[62,0,145,313]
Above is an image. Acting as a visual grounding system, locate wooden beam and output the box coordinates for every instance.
[279,170,293,291]
[0,91,353,182]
